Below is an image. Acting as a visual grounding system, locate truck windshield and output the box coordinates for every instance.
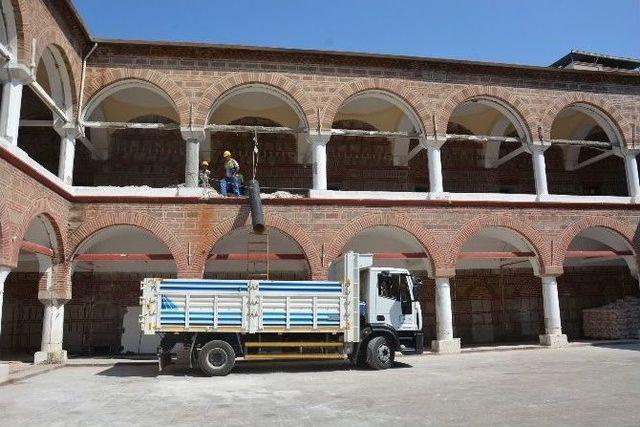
[378,273,411,302]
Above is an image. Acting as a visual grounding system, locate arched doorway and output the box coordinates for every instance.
[1,215,59,363]
[560,227,639,339]
[454,227,543,345]
[79,81,184,187]
[328,91,425,192]
[69,225,177,355]
[17,45,73,176]
[444,98,534,194]
[206,84,310,194]
[546,104,627,196]
[205,226,311,281]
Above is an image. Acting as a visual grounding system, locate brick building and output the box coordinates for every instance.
[0,0,639,363]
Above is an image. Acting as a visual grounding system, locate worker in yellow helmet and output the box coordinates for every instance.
[220,150,240,196]
[198,160,211,188]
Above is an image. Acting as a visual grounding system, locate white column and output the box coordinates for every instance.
[0,266,8,380]
[427,144,444,194]
[539,276,568,348]
[530,145,549,196]
[623,152,640,198]
[431,277,460,354]
[308,133,331,191]
[56,129,77,185]
[181,128,205,188]
[34,300,66,364]
[0,266,11,340]
[0,79,23,145]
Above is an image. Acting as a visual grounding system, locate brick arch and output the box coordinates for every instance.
[194,73,317,129]
[324,213,443,275]
[0,201,11,266]
[69,212,188,274]
[31,34,80,107]
[446,215,550,274]
[193,213,323,279]
[435,86,536,140]
[540,95,631,145]
[10,198,68,266]
[321,79,432,134]
[83,71,191,126]
[553,216,637,269]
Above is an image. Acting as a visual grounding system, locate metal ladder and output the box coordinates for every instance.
[246,230,269,280]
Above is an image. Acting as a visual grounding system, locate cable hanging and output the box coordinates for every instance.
[252,129,259,181]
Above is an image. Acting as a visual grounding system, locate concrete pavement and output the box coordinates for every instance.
[0,342,639,426]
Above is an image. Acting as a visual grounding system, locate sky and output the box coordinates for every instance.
[72,0,640,67]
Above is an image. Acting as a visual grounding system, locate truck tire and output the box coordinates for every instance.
[198,340,235,376]
[366,336,394,370]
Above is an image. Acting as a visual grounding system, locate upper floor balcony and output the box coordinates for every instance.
[0,40,638,206]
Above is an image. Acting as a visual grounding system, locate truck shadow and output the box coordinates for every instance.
[95,360,413,377]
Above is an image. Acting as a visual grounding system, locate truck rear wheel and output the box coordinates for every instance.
[198,340,235,376]
[366,336,395,370]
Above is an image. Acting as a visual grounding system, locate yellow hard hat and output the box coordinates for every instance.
[200,160,209,167]
[222,150,231,158]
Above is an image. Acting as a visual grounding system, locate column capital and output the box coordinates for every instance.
[305,131,331,145]
[4,62,33,84]
[525,142,551,154]
[180,127,206,142]
[420,136,445,149]
[53,122,82,140]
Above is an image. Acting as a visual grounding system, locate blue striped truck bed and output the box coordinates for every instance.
[140,278,357,340]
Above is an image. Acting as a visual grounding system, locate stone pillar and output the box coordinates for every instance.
[0,267,8,381]
[55,126,80,185]
[539,276,568,347]
[623,152,640,198]
[34,258,68,364]
[307,132,331,191]
[0,266,10,340]
[0,79,23,145]
[530,145,549,196]
[181,128,205,188]
[431,277,461,353]
[427,144,444,194]
[0,63,31,146]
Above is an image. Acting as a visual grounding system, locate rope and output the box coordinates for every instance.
[252,129,259,181]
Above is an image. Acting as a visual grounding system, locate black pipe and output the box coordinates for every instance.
[248,180,265,233]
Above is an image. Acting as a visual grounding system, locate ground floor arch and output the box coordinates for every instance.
[66,225,178,356]
[558,226,640,340]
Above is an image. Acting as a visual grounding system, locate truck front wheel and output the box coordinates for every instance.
[366,335,395,370]
[198,340,235,376]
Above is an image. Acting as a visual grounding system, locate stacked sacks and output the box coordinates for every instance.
[583,297,640,339]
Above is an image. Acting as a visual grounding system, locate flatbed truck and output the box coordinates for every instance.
[139,252,424,376]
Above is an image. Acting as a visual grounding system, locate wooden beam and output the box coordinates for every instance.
[82,121,180,130]
[20,240,54,257]
[458,251,535,259]
[565,250,633,258]
[73,253,174,261]
[568,150,615,171]
[330,128,420,139]
[28,81,68,122]
[206,124,303,134]
[447,134,521,144]
[19,119,53,127]
[208,253,306,261]
[491,145,527,168]
[372,252,428,259]
[549,138,612,149]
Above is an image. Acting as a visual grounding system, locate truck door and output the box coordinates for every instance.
[375,272,417,331]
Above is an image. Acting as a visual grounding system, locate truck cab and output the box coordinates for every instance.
[329,253,424,369]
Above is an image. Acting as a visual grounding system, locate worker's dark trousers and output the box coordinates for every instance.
[220,177,240,196]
